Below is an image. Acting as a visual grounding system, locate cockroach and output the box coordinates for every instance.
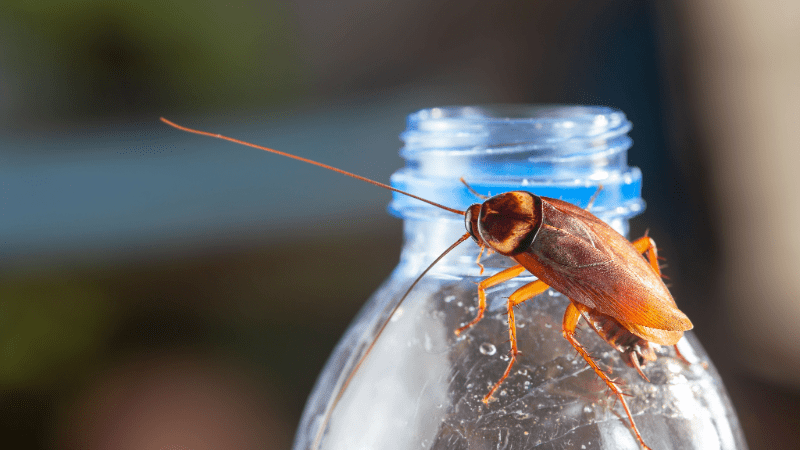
[160,117,694,450]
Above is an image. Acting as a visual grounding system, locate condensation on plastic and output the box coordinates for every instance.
[292,106,747,450]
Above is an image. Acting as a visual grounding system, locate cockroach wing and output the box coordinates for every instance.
[514,198,692,335]
[620,321,685,345]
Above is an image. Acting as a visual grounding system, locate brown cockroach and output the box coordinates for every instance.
[161,117,694,450]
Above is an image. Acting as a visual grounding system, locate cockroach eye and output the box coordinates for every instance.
[465,204,483,244]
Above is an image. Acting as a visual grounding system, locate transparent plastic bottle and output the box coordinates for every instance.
[292,106,747,450]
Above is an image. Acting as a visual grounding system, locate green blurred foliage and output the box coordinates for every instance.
[1,0,307,124]
[0,275,112,388]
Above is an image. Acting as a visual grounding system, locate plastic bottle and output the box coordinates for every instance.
[292,105,748,450]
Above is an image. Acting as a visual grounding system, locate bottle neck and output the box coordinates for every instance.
[389,105,642,274]
[397,215,633,277]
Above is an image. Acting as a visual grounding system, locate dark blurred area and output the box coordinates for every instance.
[2,1,798,449]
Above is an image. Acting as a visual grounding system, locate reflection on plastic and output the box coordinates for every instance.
[292,106,747,450]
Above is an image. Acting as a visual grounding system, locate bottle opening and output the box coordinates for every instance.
[390,105,643,221]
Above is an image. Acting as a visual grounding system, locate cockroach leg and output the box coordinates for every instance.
[673,343,692,366]
[631,236,661,277]
[455,264,526,336]
[628,351,650,382]
[562,301,652,450]
[585,184,604,211]
[482,279,549,403]
[460,177,489,200]
[475,245,486,275]
[633,234,695,370]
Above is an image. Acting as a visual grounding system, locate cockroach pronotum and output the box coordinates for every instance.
[160,117,694,450]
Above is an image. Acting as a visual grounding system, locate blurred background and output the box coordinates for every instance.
[2,1,798,449]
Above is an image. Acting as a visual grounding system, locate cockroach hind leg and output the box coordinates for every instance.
[563,302,653,450]
[680,343,709,369]
[482,352,517,404]
[673,343,702,368]
[631,235,662,277]
[629,352,651,382]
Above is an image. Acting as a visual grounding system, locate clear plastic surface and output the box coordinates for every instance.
[292,106,747,450]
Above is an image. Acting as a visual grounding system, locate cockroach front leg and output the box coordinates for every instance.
[563,301,652,450]
[455,264,526,336]
[482,278,550,403]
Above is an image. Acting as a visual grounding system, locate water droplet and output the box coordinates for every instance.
[466,383,474,389]
[500,390,507,397]
[544,322,552,328]
[457,301,463,307]
[583,405,593,413]
[444,295,456,303]
[479,343,497,356]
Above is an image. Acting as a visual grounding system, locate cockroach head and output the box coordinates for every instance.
[466,192,543,256]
